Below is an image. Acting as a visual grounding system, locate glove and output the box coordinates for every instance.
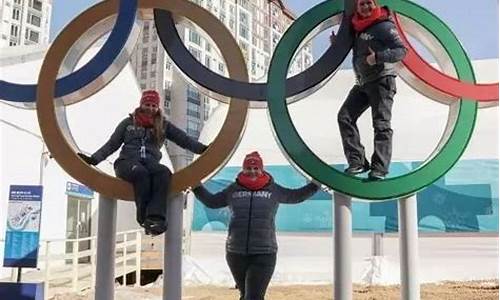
[78,153,98,166]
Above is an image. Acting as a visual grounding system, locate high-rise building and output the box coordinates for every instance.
[0,0,52,47]
[130,0,313,167]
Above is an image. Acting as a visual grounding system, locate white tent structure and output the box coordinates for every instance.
[184,59,498,285]
[0,45,173,280]
[198,59,498,167]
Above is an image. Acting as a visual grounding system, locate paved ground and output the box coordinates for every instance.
[53,280,499,300]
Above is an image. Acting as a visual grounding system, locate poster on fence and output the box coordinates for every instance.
[3,185,43,268]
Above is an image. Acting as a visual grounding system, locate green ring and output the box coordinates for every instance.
[266,0,478,200]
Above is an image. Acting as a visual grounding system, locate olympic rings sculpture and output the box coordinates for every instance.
[0,0,497,201]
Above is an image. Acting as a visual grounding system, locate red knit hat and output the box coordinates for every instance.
[243,151,263,171]
[355,0,378,7]
[140,90,160,106]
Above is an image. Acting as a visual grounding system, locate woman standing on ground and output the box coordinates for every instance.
[192,151,319,300]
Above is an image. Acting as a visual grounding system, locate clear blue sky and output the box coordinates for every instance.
[50,0,499,60]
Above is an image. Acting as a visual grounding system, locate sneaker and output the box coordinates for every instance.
[368,170,386,180]
[345,162,370,175]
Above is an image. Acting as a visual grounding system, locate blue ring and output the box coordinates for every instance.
[0,0,137,103]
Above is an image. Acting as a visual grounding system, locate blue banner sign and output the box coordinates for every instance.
[0,282,44,300]
[65,181,93,199]
[3,185,43,268]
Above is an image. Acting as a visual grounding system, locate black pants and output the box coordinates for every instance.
[337,76,396,174]
[114,158,172,225]
[226,252,277,300]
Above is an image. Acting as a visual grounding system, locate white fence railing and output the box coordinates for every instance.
[0,229,142,299]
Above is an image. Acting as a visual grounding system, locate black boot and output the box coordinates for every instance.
[143,216,167,236]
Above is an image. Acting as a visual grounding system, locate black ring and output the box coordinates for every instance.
[153,4,353,102]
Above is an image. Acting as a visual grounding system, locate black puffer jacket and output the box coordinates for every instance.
[193,178,319,254]
[91,115,206,163]
[352,8,407,85]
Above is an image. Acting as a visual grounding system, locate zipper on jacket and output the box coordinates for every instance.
[245,192,254,254]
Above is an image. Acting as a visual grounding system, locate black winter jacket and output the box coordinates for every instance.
[193,178,319,254]
[91,115,206,163]
[352,8,407,85]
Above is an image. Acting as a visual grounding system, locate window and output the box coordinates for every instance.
[189,30,201,46]
[204,106,210,120]
[164,89,171,102]
[187,102,201,118]
[272,33,280,46]
[204,56,211,69]
[187,119,200,131]
[188,46,201,61]
[10,25,18,37]
[240,11,249,26]
[28,13,41,27]
[239,26,249,40]
[229,17,236,32]
[164,95,171,115]
[263,40,270,53]
[187,118,202,136]
[12,9,20,20]
[187,86,201,104]
[220,11,226,24]
[142,22,150,42]
[29,0,42,11]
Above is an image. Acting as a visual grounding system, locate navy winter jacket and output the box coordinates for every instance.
[91,115,206,163]
[193,178,319,254]
[352,8,407,85]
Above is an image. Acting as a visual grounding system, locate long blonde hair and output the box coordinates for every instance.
[153,110,166,146]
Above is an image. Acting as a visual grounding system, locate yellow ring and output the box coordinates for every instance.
[37,0,249,200]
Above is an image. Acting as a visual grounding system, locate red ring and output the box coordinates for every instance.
[395,14,499,102]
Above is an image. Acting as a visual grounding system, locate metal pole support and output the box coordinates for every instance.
[334,192,352,300]
[163,193,184,300]
[95,195,117,300]
[372,232,384,256]
[398,195,420,300]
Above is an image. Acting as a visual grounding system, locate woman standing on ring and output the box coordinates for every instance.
[78,90,208,236]
[332,0,407,180]
[192,151,319,300]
